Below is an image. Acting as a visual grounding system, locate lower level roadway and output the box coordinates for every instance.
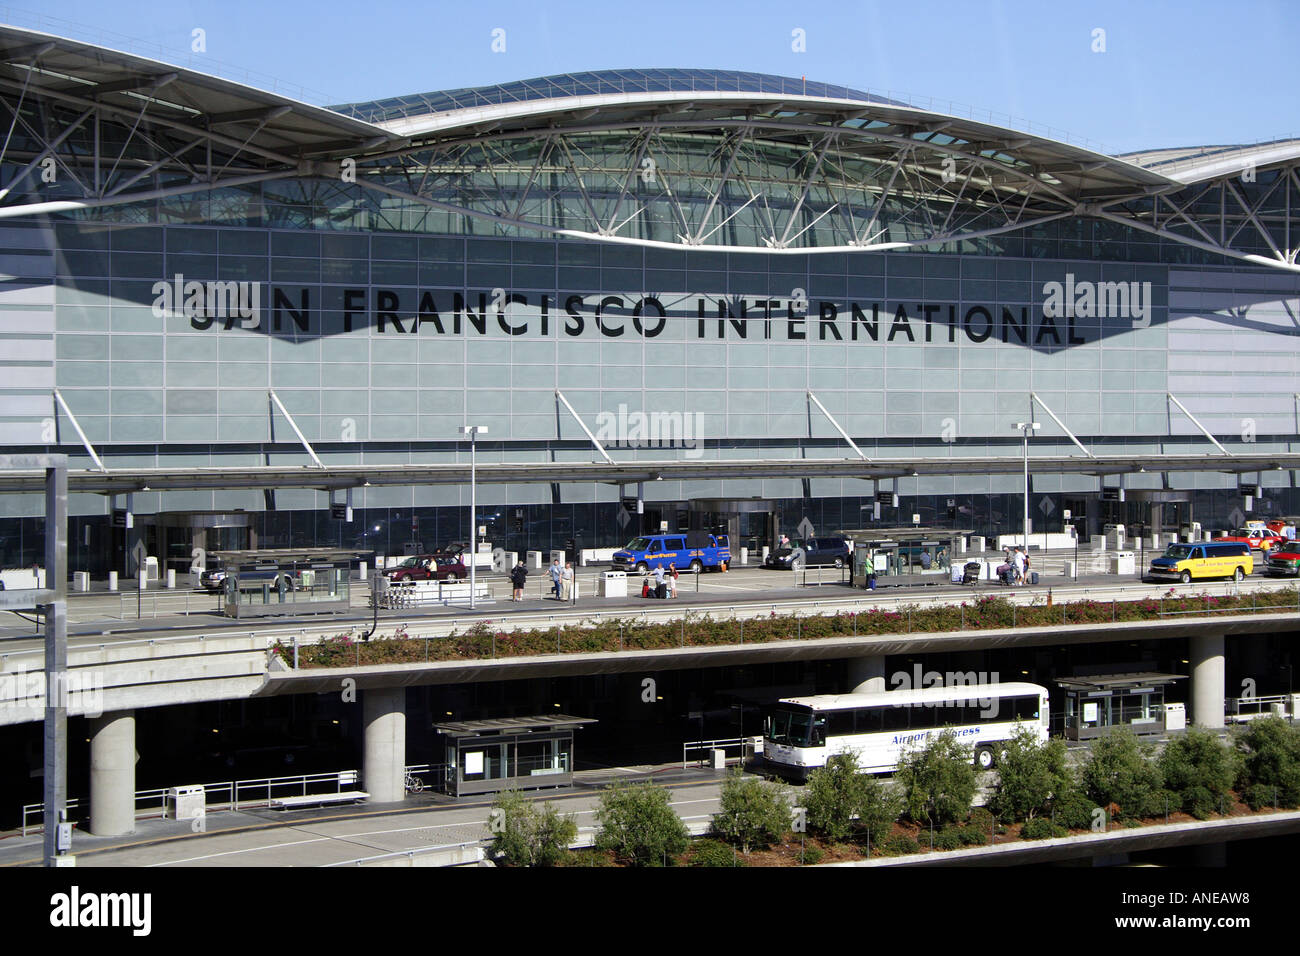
[0,770,727,868]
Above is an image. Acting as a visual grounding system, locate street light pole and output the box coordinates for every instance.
[460,425,487,610]
[1014,422,1040,550]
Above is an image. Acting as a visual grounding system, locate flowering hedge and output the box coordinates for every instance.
[277,588,1300,669]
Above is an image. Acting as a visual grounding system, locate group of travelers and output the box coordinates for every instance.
[641,562,679,599]
[995,546,1031,585]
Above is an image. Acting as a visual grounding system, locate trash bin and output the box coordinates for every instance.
[599,570,627,598]
[166,785,205,821]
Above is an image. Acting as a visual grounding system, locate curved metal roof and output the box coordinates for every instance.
[331,68,909,125]
[0,24,1296,270]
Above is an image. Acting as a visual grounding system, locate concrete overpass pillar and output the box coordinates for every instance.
[363,687,406,803]
[1190,633,1225,730]
[848,655,887,694]
[89,710,136,836]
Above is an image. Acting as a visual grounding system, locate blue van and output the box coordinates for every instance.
[613,532,731,572]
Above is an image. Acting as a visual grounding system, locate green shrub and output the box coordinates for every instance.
[989,727,1072,822]
[802,751,901,845]
[710,770,791,853]
[895,728,978,827]
[1019,817,1067,840]
[1080,728,1164,820]
[687,838,746,867]
[488,791,578,867]
[1235,716,1300,809]
[1051,784,1099,830]
[932,827,964,851]
[798,845,824,865]
[879,834,920,856]
[804,752,867,842]
[956,824,988,846]
[593,781,690,866]
[1158,727,1239,818]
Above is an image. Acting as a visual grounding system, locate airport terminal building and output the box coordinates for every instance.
[2,25,1300,574]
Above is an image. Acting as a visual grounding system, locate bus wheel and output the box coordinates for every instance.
[1234,567,1245,582]
[1180,570,1191,584]
[974,746,995,771]
[690,559,703,573]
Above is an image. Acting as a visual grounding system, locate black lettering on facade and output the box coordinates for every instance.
[343,289,365,333]
[633,296,666,337]
[851,303,878,341]
[963,306,992,343]
[888,304,914,342]
[819,302,842,340]
[564,294,585,336]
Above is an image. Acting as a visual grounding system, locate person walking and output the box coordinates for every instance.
[510,561,528,601]
[1012,547,1026,585]
[549,557,563,600]
[561,562,574,602]
[668,563,679,598]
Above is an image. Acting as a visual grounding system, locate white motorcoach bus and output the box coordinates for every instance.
[763,682,1050,781]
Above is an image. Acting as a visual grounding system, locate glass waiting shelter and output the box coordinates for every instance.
[435,715,598,797]
[1057,673,1186,740]
[845,527,966,588]
[218,548,368,618]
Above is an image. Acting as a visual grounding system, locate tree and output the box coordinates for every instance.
[804,751,904,844]
[710,770,791,853]
[989,726,1072,822]
[894,728,978,827]
[1158,727,1240,819]
[804,752,869,842]
[1235,716,1300,810]
[1079,728,1163,820]
[594,781,690,866]
[488,791,578,867]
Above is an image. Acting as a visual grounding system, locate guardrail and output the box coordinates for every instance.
[322,841,484,867]
[19,767,437,835]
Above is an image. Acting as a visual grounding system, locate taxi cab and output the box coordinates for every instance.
[1148,541,1252,584]
[1217,527,1286,553]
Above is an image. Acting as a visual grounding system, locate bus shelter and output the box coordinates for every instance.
[846,527,967,588]
[434,715,598,797]
[1057,673,1186,740]
[218,548,368,618]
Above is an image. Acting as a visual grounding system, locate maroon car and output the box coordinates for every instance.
[384,554,467,582]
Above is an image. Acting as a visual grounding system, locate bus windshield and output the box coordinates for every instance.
[623,537,651,552]
[766,707,819,747]
[1163,544,1195,560]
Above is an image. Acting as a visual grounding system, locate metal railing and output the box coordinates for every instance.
[682,737,760,770]
[1225,695,1296,722]
[323,841,483,867]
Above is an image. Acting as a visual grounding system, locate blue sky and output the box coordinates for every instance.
[17,0,1299,154]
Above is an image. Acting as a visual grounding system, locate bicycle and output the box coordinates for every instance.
[404,772,425,794]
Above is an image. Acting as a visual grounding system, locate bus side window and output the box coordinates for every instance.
[811,716,826,747]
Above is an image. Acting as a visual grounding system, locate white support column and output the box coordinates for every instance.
[1190,633,1226,730]
[89,710,135,837]
[848,656,887,695]
[363,688,406,804]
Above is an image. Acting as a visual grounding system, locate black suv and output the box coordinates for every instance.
[764,536,850,569]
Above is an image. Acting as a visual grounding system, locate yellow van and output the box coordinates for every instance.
[1148,542,1252,583]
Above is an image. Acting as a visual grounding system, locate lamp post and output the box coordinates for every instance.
[1013,422,1040,550]
[460,425,487,610]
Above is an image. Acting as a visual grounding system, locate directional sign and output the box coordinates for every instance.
[130,540,147,573]
[1039,496,1056,517]
[1228,507,1246,529]
[797,516,815,539]
[616,507,630,529]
